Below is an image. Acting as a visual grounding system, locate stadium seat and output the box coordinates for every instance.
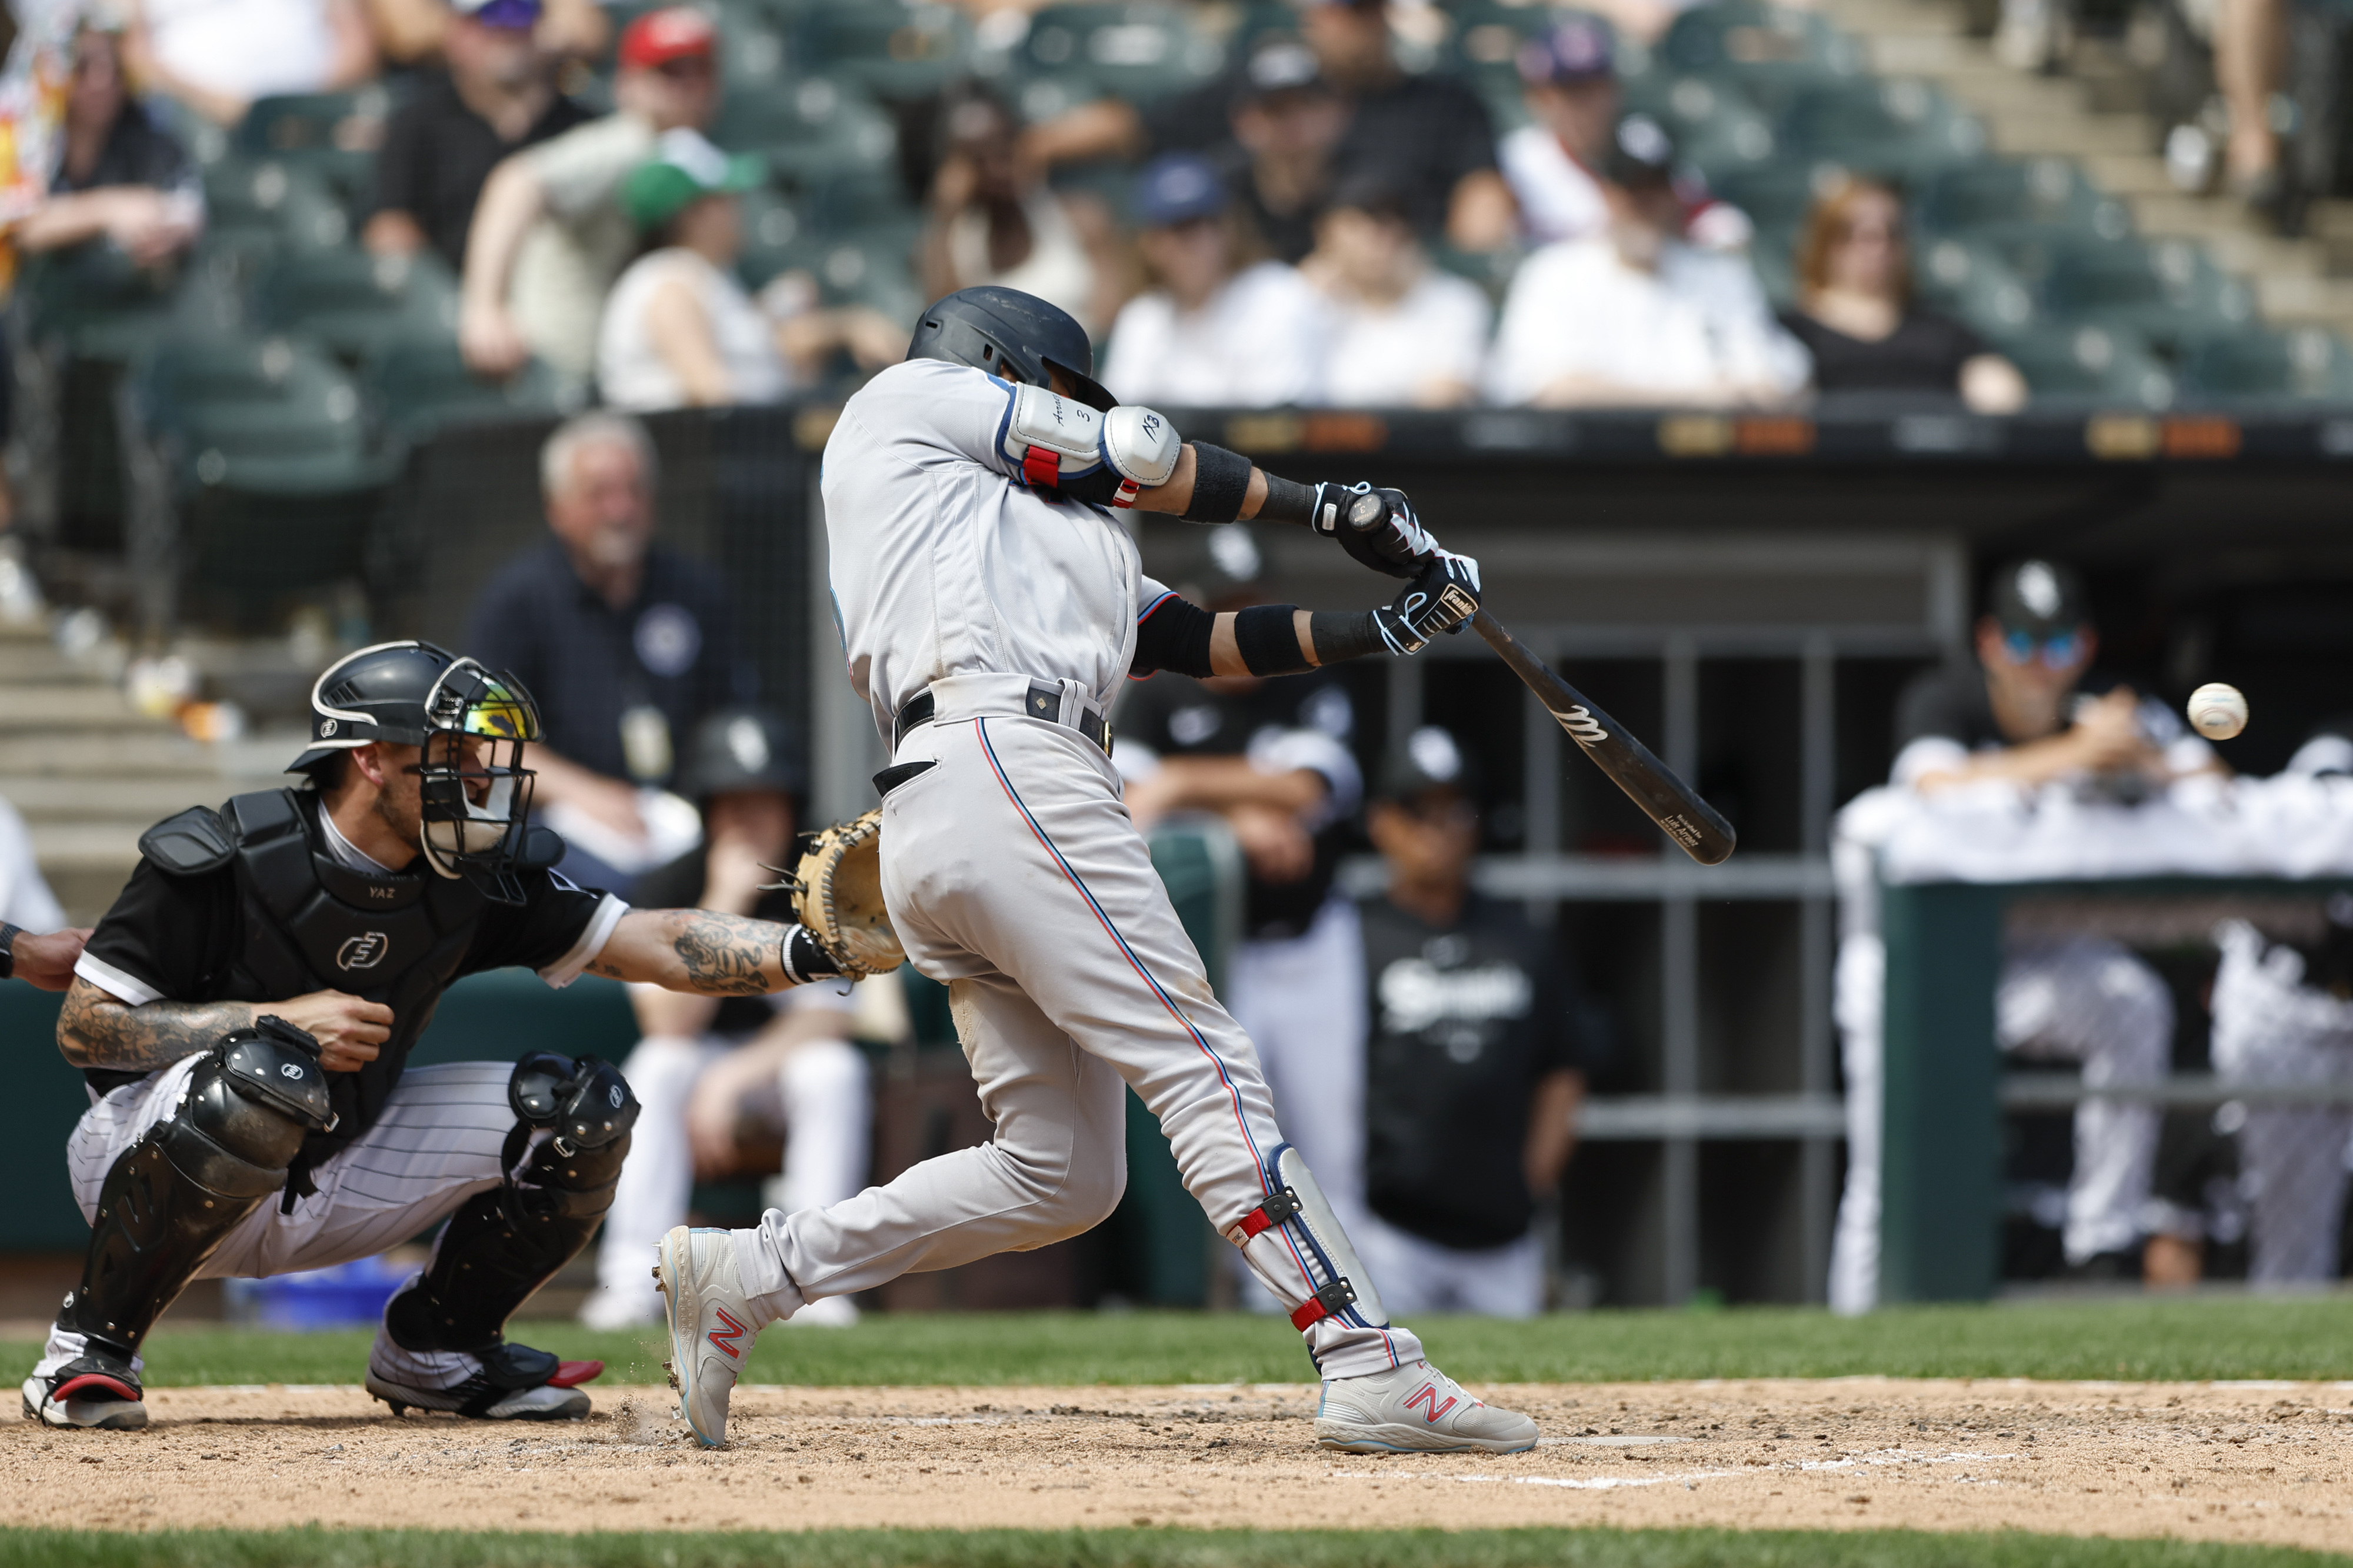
[711,77,898,185]
[234,86,401,209]
[202,159,352,275]
[1019,4,1225,104]
[249,247,461,366]
[1624,71,1779,180]
[1774,76,1987,184]
[1659,0,1865,108]
[794,0,972,98]
[2027,235,2257,349]
[361,338,569,443]
[1915,236,2039,340]
[1992,324,2175,409]
[1915,158,2131,248]
[2177,327,2353,405]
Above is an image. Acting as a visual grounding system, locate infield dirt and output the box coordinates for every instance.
[6,1379,2350,1551]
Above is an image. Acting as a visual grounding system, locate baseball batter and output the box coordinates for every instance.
[657,285,1535,1455]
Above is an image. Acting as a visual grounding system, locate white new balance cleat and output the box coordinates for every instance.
[1314,1360,1539,1454]
[655,1225,758,1448]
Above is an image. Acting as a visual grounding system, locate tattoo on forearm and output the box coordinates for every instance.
[668,911,780,996]
[57,983,255,1072]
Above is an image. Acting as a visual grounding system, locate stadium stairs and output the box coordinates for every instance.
[1816,0,2353,334]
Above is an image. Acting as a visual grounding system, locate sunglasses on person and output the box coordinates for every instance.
[2000,628,2086,669]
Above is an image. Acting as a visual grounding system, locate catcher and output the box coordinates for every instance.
[26,640,854,1431]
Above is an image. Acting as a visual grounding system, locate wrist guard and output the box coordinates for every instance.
[1181,443,1254,523]
[780,923,845,985]
[1234,605,1312,676]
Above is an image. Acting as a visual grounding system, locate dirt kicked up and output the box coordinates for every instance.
[5,1379,2351,1551]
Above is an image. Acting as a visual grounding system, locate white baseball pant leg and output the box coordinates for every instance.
[1998,935,2172,1265]
[1826,932,1884,1316]
[2210,922,2353,1285]
[1222,895,1368,1312]
[736,692,1421,1377]
[39,1059,519,1375]
[1351,1208,1546,1317]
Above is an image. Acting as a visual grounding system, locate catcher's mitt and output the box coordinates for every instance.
[770,809,905,979]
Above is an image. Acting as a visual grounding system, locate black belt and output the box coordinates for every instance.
[894,683,1110,754]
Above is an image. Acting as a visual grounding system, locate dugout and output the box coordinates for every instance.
[19,398,2353,1309]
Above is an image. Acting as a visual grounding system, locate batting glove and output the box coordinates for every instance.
[1372,551,1482,655]
[1311,482,1437,580]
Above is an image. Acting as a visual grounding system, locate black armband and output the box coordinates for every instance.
[1308,610,1387,665]
[1180,443,1255,523]
[1132,592,1217,679]
[1255,472,1316,526]
[1234,605,1312,676]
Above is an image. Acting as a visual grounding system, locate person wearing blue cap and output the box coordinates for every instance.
[364,0,594,271]
[1099,152,1329,406]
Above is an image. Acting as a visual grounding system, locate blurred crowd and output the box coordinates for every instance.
[0,0,2064,455]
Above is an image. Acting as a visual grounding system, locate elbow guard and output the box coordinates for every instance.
[1004,383,1179,508]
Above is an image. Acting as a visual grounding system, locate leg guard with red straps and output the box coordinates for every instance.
[1224,1144,1389,1334]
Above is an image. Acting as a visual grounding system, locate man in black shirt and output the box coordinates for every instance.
[25,642,849,1431]
[466,412,748,899]
[1352,727,1584,1316]
[363,0,593,270]
[580,709,866,1331]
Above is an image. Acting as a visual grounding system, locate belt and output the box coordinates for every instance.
[894,682,1111,755]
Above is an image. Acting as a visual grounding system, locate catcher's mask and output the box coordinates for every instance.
[412,659,544,903]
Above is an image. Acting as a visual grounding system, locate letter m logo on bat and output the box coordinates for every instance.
[1555,705,1608,745]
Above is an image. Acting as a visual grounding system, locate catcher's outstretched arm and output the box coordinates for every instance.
[585,908,841,995]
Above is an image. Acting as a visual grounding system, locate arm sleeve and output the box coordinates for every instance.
[1130,580,1217,679]
[73,860,235,1005]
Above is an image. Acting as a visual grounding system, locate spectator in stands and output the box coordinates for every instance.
[1778,178,2027,415]
[1117,529,1371,1303]
[597,134,904,411]
[124,0,378,127]
[1025,0,1512,253]
[1353,728,1587,1317]
[362,0,593,272]
[1219,34,1349,265]
[464,411,749,898]
[1499,17,1748,253]
[13,21,202,268]
[1099,153,1326,407]
[459,6,721,382]
[581,708,867,1330]
[355,0,608,69]
[1828,559,2214,1310]
[1488,112,1807,409]
[0,792,89,989]
[916,84,1124,335]
[1301,175,1488,407]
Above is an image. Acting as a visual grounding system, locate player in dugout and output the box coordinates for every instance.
[23,641,851,1431]
[1828,559,2218,1310]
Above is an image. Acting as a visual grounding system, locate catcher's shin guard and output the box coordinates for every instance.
[387,1055,636,1353]
[1227,1145,1389,1334]
[61,1020,332,1359]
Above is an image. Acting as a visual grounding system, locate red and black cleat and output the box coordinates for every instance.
[22,1349,146,1430]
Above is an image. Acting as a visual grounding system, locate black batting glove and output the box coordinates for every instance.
[1310,482,1437,580]
[1371,551,1482,655]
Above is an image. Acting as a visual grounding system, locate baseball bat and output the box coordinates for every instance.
[1468,609,1738,866]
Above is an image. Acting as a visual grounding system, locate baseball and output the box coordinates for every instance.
[2187,682,2248,740]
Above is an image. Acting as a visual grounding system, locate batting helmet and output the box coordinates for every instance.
[906,286,1115,411]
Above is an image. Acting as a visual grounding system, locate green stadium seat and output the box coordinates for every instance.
[1915,158,2130,248]
[1020,4,1225,104]
[711,78,898,185]
[250,247,460,366]
[201,158,352,276]
[1624,71,1779,180]
[1774,76,1987,183]
[2178,327,2353,405]
[794,0,972,98]
[234,86,400,209]
[1991,324,2174,409]
[1659,1,1865,110]
[361,338,569,442]
[1914,236,2038,339]
[2027,235,2257,349]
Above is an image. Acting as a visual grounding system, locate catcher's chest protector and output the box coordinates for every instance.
[219,790,485,1149]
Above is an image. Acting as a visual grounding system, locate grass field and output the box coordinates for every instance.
[0,1528,2345,1568]
[11,1295,2351,1389]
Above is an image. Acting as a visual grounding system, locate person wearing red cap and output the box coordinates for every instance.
[458,5,722,382]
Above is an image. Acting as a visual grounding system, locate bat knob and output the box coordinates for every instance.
[1347,493,1387,531]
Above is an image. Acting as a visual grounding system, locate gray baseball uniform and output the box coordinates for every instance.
[728,359,1418,1377]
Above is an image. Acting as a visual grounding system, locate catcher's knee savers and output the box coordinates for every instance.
[65,1017,335,1358]
[386,1053,639,1353]
[1225,1145,1391,1333]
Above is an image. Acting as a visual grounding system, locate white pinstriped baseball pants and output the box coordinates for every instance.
[738,675,1422,1379]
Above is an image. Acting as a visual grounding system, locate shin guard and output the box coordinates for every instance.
[1225,1145,1389,1334]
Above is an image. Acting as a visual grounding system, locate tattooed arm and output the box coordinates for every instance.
[56,979,394,1075]
[586,908,813,995]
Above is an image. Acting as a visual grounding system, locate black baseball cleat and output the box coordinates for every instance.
[22,1349,147,1430]
[366,1339,603,1420]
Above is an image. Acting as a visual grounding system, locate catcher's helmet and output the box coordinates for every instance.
[290,639,462,771]
[676,706,805,802]
[906,286,1115,411]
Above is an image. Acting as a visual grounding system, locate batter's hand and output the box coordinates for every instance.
[1314,483,1437,579]
[1372,552,1482,655]
[269,990,394,1072]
